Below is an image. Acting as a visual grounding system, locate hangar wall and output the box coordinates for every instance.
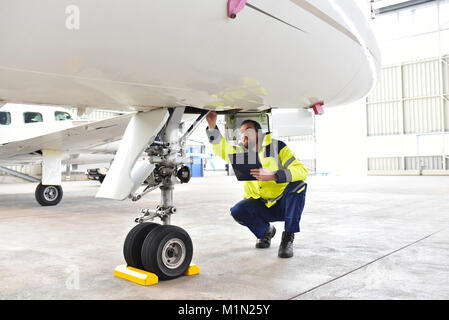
[311,0,449,176]
[367,0,449,175]
[367,56,449,136]
[366,56,449,175]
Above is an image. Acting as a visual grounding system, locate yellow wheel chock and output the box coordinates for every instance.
[114,264,200,286]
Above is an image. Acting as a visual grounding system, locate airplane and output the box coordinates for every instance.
[0,0,381,280]
[0,103,133,205]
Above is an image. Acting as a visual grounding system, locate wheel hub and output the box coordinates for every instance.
[162,238,186,269]
[43,186,58,201]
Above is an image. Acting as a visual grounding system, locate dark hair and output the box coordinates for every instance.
[240,119,262,133]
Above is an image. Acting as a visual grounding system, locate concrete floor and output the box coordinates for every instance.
[0,175,448,300]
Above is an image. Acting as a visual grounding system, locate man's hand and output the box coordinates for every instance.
[206,111,217,129]
[250,168,276,181]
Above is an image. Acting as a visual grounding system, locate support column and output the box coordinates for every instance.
[160,185,174,225]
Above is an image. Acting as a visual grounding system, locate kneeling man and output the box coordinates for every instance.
[205,111,308,258]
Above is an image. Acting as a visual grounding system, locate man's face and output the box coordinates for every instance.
[240,123,258,149]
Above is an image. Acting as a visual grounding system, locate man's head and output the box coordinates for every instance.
[240,120,262,149]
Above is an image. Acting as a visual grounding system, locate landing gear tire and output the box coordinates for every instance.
[35,183,63,206]
[141,225,193,280]
[123,222,160,269]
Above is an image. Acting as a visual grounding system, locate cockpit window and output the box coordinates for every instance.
[0,111,11,125]
[55,111,73,121]
[23,112,43,123]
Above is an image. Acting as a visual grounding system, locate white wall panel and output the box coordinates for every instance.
[283,138,316,161]
[368,157,403,171]
[367,56,448,136]
[368,156,445,171]
[367,102,402,135]
[367,66,402,103]
[367,65,403,136]
[366,135,407,157]
[445,99,449,131]
[403,59,440,98]
[405,156,443,170]
[404,97,442,133]
[444,56,449,131]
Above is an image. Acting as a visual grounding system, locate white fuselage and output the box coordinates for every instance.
[0,0,380,112]
[0,104,75,144]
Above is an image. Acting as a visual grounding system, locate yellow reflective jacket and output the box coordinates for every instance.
[206,126,308,207]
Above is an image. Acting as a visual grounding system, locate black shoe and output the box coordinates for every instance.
[278,232,295,258]
[255,225,276,249]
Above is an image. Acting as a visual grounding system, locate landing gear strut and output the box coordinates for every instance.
[122,107,207,280]
[124,184,193,280]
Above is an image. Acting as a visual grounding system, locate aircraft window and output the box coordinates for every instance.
[23,112,43,123]
[55,111,73,121]
[0,111,11,125]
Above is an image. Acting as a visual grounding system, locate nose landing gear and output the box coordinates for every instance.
[119,107,206,284]
[123,164,195,281]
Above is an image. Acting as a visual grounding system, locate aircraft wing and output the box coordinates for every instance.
[0,113,134,160]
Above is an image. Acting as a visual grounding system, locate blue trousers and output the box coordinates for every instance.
[230,181,307,239]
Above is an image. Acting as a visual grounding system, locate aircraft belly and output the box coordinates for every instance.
[0,0,379,111]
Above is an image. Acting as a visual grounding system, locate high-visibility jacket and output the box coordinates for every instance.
[206,126,308,208]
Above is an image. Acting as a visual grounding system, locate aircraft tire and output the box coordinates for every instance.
[123,222,160,269]
[35,183,63,206]
[141,225,193,280]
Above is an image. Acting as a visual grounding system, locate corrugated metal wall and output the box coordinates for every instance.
[367,56,449,136]
[367,57,448,136]
[368,156,444,171]
[368,157,403,171]
[444,56,449,130]
[403,59,443,133]
[404,156,443,170]
[367,65,403,135]
[367,55,449,174]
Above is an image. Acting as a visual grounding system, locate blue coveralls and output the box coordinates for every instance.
[230,180,307,239]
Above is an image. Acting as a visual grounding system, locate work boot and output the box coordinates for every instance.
[278,232,295,258]
[255,225,276,249]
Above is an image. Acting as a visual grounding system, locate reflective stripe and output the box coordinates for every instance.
[261,182,306,204]
[284,156,296,168]
[285,169,292,182]
[292,181,306,193]
[260,181,306,203]
[206,128,223,145]
[259,192,284,204]
[296,186,306,194]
